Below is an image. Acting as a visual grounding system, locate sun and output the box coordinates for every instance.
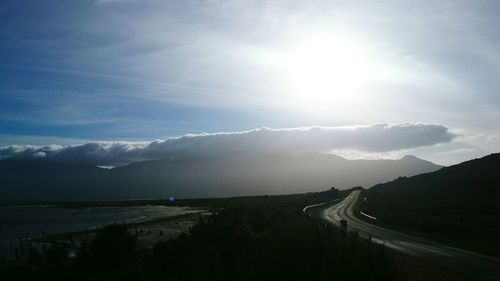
[280,35,373,113]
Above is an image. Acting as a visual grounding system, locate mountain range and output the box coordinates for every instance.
[0,152,441,200]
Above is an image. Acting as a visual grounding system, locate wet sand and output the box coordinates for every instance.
[29,208,211,253]
[129,210,211,247]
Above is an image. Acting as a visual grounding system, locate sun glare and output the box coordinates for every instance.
[280,35,374,113]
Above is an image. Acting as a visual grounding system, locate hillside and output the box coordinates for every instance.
[0,152,441,200]
[362,153,500,257]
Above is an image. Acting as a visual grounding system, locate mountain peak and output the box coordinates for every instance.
[401,155,419,161]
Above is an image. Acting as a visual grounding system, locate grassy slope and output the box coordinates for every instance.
[362,153,500,257]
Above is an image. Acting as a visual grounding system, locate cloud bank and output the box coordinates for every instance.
[0,123,455,166]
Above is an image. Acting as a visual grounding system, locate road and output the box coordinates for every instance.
[304,190,500,281]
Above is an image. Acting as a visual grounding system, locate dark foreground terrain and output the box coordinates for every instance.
[362,153,500,257]
[0,188,398,281]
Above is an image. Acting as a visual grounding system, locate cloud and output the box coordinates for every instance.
[0,123,455,166]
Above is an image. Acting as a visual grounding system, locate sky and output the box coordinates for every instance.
[1,0,500,165]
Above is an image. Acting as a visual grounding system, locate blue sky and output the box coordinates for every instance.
[1,0,500,165]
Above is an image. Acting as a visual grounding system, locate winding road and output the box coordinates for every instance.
[304,190,500,281]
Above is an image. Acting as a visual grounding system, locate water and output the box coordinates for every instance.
[0,203,194,259]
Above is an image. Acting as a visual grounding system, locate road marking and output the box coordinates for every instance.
[302,199,339,213]
[360,210,377,220]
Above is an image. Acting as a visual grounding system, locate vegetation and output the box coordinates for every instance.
[362,153,500,257]
[0,188,397,281]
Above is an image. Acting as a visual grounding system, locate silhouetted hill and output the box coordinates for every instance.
[363,153,500,257]
[0,153,441,200]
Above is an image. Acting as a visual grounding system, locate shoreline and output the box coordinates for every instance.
[2,208,211,260]
[31,208,210,243]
